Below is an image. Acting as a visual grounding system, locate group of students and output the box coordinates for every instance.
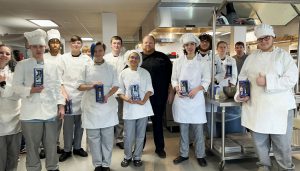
[0,23,298,171]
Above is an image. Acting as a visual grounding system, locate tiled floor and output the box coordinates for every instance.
[17,129,300,171]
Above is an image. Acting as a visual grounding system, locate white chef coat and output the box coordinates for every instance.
[58,53,93,115]
[199,51,223,76]
[117,67,154,120]
[79,62,119,129]
[171,54,211,124]
[199,52,222,113]
[13,58,64,121]
[234,47,298,134]
[104,52,127,76]
[215,55,238,87]
[0,66,21,136]
[44,52,61,65]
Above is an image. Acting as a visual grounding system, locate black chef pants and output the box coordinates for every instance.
[144,103,165,152]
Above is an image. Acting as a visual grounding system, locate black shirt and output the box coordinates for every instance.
[141,51,172,105]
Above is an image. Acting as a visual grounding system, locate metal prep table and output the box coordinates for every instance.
[208,96,300,171]
[206,98,257,171]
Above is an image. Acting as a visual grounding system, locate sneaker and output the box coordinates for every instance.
[121,158,131,167]
[197,158,207,167]
[173,156,189,164]
[59,151,72,162]
[73,148,88,157]
[133,160,143,167]
[39,149,45,159]
[102,167,110,171]
[94,166,102,171]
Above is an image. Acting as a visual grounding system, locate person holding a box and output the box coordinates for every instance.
[118,50,154,168]
[13,29,65,171]
[235,24,298,171]
[78,42,119,171]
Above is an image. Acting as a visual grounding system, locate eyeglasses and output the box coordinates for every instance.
[129,56,140,60]
[257,36,271,43]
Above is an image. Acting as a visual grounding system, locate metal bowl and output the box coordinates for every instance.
[223,86,237,98]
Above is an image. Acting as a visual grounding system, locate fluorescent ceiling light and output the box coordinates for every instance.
[220,32,231,36]
[29,19,58,27]
[206,31,221,35]
[82,37,93,41]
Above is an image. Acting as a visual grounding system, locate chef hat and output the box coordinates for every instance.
[254,24,275,39]
[124,50,143,67]
[24,29,47,46]
[180,33,200,46]
[47,29,60,42]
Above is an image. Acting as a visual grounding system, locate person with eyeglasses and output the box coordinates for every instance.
[118,50,154,168]
[0,44,21,171]
[235,24,298,171]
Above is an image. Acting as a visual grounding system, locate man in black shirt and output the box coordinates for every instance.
[141,35,172,158]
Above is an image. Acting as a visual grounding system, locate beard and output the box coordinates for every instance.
[199,46,209,53]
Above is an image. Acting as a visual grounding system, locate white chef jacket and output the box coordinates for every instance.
[117,67,154,120]
[13,58,64,121]
[0,66,21,136]
[79,62,119,129]
[171,54,211,124]
[44,52,61,65]
[234,47,298,134]
[199,51,223,76]
[200,52,222,113]
[58,53,93,115]
[104,52,127,76]
[215,55,238,87]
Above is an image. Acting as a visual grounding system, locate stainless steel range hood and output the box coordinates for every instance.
[139,0,300,38]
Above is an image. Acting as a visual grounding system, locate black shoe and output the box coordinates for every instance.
[116,142,124,149]
[39,149,45,159]
[197,158,207,167]
[102,167,110,171]
[121,158,131,167]
[48,170,59,171]
[57,146,63,154]
[155,150,166,158]
[133,160,143,167]
[173,156,189,164]
[59,151,72,162]
[73,148,88,157]
[94,166,102,171]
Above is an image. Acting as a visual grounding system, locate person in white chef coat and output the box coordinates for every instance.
[103,36,127,150]
[0,44,21,171]
[58,35,93,162]
[13,29,65,171]
[78,41,119,171]
[197,33,222,139]
[171,33,210,167]
[215,41,238,87]
[235,23,298,171]
[38,29,64,159]
[118,50,154,168]
[214,41,244,136]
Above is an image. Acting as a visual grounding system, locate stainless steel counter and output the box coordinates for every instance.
[206,98,241,107]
